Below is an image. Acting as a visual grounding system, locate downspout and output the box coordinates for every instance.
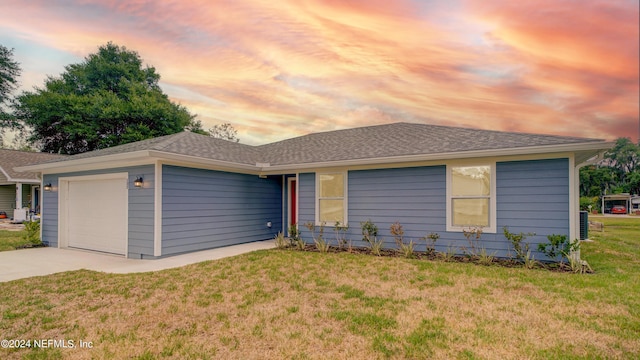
[573,151,606,261]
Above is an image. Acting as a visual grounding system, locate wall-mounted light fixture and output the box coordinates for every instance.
[43,183,52,191]
[134,177,144,188]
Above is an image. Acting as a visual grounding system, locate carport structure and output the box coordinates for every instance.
[601,194,631,214]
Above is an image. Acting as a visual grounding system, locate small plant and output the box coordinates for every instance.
[461,227,483,257]
[361,219,383,255]
[477,247,496,266]
[23,220,41,246]
[523,250,538,269]
[288,223,300,246]
[569,256,593,274]
[370,238,384,256]
[334,221,349,249]
[274,231,288,249]
[503,226,535,262]
[537,234,579,264]
[305,221,329,253]
[399,240,416,259]
[389,221,404,244]
[294,237,306,251]
[421,232,440,254]
[361,219,378,244]
[539,235,591,273]
[390,221,416,259]
[441,245,457,262]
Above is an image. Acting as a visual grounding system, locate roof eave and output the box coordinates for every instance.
[261,141,615,173]
[15,150,155,174]
[14,150,261,175]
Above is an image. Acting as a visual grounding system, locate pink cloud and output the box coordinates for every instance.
[0,0,637,144]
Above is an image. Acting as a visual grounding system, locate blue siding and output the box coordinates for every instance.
[298,172,315,231]
[496,158,570,259]
[161,165,282,256]
[41,165,155,258]
[347,166,446,249]
[297,158,570,260]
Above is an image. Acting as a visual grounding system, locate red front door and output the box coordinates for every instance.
[289,179,297,227]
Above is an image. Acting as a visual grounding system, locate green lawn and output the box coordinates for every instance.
[0,230,29,252]
[0,217,638,359]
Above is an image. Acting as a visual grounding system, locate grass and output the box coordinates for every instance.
[0,217,639,359]
[0,230,29,252]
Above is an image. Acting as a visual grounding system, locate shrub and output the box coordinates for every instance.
[305,221,329,252]
[361,220,383,256]
[421,232,439,254]
[537,234,578,264]
[288,223,300,245]
[23,220,41,246]
[390,221,416,259]
[461,227,483,257]
[361,219,378,244]
[503,226,535,262]
[333,221,349,249]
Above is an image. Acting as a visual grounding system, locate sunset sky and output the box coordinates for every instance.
[1,0,638,145]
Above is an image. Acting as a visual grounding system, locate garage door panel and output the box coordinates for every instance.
[67,178,127,255]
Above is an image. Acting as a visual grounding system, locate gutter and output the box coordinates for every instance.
[15,140,614,175]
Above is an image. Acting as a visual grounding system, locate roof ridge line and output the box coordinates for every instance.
[153,131,191,151]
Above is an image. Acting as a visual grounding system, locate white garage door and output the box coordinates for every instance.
[66,177,128,255]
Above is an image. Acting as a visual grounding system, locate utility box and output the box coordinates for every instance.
[13,208,28,223]
[579,211,588,240]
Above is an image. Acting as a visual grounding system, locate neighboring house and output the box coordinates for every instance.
[0,149,67,220]
[17,123,612,260]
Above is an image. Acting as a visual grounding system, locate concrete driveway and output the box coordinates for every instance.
[0,240,275,282]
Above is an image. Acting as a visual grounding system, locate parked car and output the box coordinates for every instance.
[611,205,627,214]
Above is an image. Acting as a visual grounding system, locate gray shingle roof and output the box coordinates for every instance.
[38,131,261,166]
[0,149,67,181]
[24,122,606,170]
[257,122,604,165]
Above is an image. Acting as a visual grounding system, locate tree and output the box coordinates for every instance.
[209,123,240,142]
[1,45,21,138]
[580,137,640,197]
[605,137,640,184]
[13,42,203,154]
[580,165,615,197]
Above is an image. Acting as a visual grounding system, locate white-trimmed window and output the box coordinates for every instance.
[316,172,347,224]
[446,163,496,233]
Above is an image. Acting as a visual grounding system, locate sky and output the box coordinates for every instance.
[1,0,638,145]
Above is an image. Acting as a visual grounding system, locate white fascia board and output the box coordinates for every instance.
[260,141,615,174]
[15,150,155,173]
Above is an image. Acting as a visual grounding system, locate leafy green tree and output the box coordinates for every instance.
[579,165,615,197]
[13,42,203,154]
[605,137,640,184]
[626,170,640,195]
[1,44,21,144]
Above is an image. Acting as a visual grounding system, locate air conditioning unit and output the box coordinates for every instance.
[579,211,588,240]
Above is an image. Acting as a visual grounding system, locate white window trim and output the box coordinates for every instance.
[315,172,348,225]
[446,162,497,233]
